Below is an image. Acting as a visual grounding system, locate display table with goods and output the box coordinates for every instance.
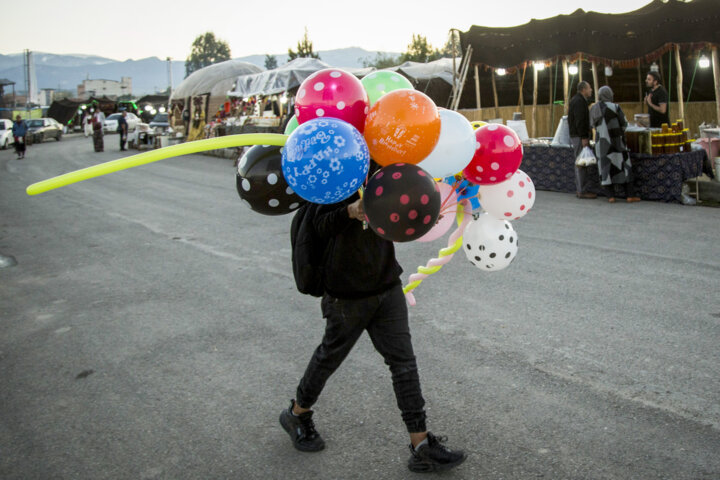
[520,144,710,203]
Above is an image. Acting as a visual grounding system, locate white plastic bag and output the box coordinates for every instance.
[575,146,596,166]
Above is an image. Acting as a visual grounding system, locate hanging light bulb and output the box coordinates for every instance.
[604,65,613,76]
[534,62,545,71]
[496,68,506,76]
[699,56,710,69]
[650,62,659,72]
[568,64,579,75]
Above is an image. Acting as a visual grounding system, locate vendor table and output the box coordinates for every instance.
[520,145,710,203]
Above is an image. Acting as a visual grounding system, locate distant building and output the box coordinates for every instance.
[40,88,55,106]
[77,77,132,99]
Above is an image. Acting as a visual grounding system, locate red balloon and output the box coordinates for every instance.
[462,124,522,185]
[295,68,369,133]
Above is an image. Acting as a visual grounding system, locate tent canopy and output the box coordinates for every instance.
[171,60,262,101]
[227,58,373,97]
[387,58,459,86]
[227,57,458,98]
[459,0,720,69]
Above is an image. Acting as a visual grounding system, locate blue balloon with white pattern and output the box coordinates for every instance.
[282,117,370,204]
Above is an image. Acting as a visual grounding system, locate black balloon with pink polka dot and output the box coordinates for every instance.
[362,163,441,242]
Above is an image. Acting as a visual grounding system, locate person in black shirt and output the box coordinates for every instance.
[645,71,669,128]
[279,190,466,473]
[568,81,596,199]
[117,111,128,151]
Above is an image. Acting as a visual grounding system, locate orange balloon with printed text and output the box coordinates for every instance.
[363,89,441,166]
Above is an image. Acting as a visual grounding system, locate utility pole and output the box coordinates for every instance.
[166,57,174,114]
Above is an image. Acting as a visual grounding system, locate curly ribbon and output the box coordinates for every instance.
[403,199,472,306]
[26,133,288,196]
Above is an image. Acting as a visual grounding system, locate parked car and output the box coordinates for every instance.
[0,119,15,149]
[26,118,63,143]
[104,112,141,133]
[148,113,172,133]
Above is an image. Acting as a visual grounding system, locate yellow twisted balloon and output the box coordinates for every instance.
[26,133,288,196]
[403,200,472,305]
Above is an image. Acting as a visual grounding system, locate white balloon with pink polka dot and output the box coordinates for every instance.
[477,169,535,221]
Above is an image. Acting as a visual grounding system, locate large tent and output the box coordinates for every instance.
[459,0,720,69]
[455,0,720,132]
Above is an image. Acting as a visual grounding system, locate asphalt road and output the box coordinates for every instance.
[1,134,719,480]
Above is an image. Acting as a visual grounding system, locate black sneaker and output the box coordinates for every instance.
[408,432,466,473]
[279,400,325,452]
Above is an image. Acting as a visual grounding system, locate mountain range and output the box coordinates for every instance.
[0,48,400,97]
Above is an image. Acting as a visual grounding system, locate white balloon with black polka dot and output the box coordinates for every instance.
[463,212,518,271]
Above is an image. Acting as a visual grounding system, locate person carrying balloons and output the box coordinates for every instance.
[278,68,466,473]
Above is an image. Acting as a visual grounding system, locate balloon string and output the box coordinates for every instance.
[403,199,471,306]
[26,133,288,196]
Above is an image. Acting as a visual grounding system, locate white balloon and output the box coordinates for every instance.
[478,169,536,221]
[418,109,476,178]
[463,213,518,271]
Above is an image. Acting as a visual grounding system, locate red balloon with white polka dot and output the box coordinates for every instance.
[362,163,441,242]
[295,68,370,133]
[462,124,523,185]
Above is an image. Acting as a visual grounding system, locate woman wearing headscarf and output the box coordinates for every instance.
[590,86,641,203]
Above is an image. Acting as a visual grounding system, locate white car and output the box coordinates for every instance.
[104,112,141,134]
[0,119,15,149]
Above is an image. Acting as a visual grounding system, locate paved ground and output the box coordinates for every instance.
[1,135,719,480]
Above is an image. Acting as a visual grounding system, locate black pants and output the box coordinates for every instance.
[603,181,637,198]
[296,284,427,433]
[119,132,127,150]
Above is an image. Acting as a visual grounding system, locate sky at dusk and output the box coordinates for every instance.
[2,0,655,61]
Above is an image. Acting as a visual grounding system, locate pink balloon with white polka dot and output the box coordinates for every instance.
[462,124,522,185]
[295,68,370,133]
[478,169,535,221]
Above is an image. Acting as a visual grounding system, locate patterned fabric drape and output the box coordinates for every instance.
[520,146,708,203]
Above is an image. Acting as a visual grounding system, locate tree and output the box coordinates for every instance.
[185,32,231,77]
[288,28,320,61]
[362,52,401,69]
[265,54,278,70]
[400,34,442,63]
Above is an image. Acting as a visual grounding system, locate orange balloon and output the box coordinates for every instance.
[363,89,441,166]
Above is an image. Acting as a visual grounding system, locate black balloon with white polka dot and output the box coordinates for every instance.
[236,145,304,216]
[463,212,518,271]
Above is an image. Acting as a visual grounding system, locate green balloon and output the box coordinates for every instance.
[361,71,414,106]
[284,115,299,135]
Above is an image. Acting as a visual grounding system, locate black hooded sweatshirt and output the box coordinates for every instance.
[313,193,402,299]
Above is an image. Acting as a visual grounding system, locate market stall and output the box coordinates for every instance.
[521,144,710,203]
[170,59,262,141]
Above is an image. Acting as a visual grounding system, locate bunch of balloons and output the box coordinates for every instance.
[233,67,536,303]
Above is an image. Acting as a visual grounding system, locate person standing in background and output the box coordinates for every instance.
[12,115,27,159]
[568,81,596,199]
[118,111,128,151]
[644,72,669,128]
[92,108,105,152]
[591,86,641,204]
